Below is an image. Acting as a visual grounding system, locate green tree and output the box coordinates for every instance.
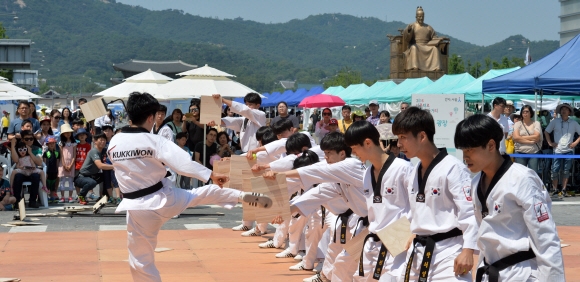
[448,54,465,74]
[323,66,362,88]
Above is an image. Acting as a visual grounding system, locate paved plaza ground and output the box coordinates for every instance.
[0,198,578,281]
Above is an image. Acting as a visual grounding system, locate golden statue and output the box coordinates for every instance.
[402,7,442,71]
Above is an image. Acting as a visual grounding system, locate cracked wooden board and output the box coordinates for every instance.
[251,174,290,224]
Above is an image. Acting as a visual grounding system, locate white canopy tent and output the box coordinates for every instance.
[94,69,173,100]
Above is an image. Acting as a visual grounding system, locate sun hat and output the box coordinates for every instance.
[556,103,574,114]
[60,123,74,134]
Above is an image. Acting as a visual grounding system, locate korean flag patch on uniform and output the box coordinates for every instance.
[494,203,501,214]
[431,187,441,196]
[535,202,550,222]
[463,185,472,201]
[385,187,395,196]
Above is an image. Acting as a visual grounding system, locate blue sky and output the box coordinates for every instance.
[116,0,559,46]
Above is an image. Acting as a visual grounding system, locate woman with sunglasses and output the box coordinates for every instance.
[315,108,338,141]
[48,109,62,141]
[10,130,45,208]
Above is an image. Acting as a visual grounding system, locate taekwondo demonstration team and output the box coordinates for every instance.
[108,92,565,282]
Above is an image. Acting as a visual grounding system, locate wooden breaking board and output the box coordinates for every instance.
[251,174,291,224]
[79,98,107,122]
[241,169,264,221]
[229,155,256,191]
[199,95,222,124]
[212,159,231,187]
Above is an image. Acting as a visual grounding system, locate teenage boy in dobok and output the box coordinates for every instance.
[454,114,564,282]
[108,92,272,282]
[393,107,478,282]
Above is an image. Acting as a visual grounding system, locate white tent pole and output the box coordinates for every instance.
[534,90,538,122]
[481,94,484,113]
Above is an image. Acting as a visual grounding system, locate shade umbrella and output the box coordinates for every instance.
[0,80,38,100]
[298,94,346,108]
[155,64,261,99]
[94,69,173,99]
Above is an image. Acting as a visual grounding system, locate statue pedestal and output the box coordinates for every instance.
[388,34,448,80]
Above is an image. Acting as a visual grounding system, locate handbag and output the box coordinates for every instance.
[521,122,543,154]
[505,137,515,154]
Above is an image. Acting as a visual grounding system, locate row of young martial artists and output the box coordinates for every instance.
[250,106,565,282]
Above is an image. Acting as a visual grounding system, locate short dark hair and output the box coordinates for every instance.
[455,114,503,151]
[20,129,33,137]
[78,98,87,104]
[216,131,230,143]
[256,126,272,142]
[127,92,160,126]
[207,128,218,135]
[190,98,200,105]
[492,97,506,107]
[342,105,351,112]
[392,106,435,143]
[379,110,391,118]
[344,121,380,146]
[72,119,84,126]
[171,108,183,119]
[388,139,398,149]
[93,133,107,141]
[320,132,351,157]
[158,105,167,115]
[261,131,277,145]
[271,119,293,136]
[244,92,262,105]
[20,119,33,129]
[292,149,319,169]
[277,101,288,108]
[176,132,188,140]
[17,100,29,109]
[520,105,535,118]
[286,133,312,154]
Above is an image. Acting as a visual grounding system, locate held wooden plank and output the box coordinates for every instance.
[229,156,256,191]
[213,159,231,187]
[199,95,223,124]
[241,170,264,221]
[79,98,107,122]
[251,174,291,224]
[376,217,412,257]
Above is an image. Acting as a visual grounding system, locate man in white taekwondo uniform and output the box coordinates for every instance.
[393,107,478,282]
[275,132,369,282]
[109,92,273,282]
[210,93,267,232]
[455,115,565,282]
[343,121,413,282]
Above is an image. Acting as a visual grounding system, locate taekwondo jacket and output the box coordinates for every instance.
[222,101,266,153]
[472,163,565,281]
[109,127,212,212]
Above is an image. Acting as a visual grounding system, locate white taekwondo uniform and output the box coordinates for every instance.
[264,137,288,159]
[294,157,369,281]
[401,148,478,282]
[109,127,243,282]
[151,123,177,184]
[222,101,266,153]
[472,156,565,282]
[354,154,413,282]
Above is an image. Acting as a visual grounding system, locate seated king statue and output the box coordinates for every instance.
[403,6,442,71]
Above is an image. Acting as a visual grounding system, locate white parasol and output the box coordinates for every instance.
[94,69,174,99]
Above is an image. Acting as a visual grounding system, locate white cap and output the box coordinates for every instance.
[369,100,379,106]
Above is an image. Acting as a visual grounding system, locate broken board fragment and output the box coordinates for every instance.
[154,247,173,253]
[0,278,21,282]
[376,217,412,257]
[93,195,108,214]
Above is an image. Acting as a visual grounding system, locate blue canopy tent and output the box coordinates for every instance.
[261,91,282,107]
[305,86,325,97]
[483,33,580,95]
[349,81,397,105]
[286,88,309,106]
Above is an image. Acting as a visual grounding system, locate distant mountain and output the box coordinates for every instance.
[1,0,560,93]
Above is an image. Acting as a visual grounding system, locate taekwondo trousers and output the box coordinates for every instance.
[303,207,328,269]
[353,236,406,282]
[126,185,241,282]
[400,237,472,282]
[273,214,307,253]
[322,213,366,281]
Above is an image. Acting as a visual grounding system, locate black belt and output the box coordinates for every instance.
[403,227,463,282]
[353,216,369,238]
[334,209,354,244]
[320,206,326,229]
[122,181,163,199]
[475,249,536,282]
[358,233,388,280]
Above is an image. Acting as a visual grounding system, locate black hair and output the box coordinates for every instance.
[285,133,312,154]
[20,129,42,147]
[392,106,435,143]
[15,140,26,150]
[520,105,535,118]
[216,131,230,144]
[127,92,160,126]
[277,101,288,108]
[176,132,188,140]
[190,98,200,106]
[28,102,38,120]
[388,139,398,149]
[255,126,272,142]
[207,127,218,136]
[271,118,293,136]
[454,114,503,151]
[321,132,351,157]
[61,107,72,123]
[344,121,380,146]
[17,100,29,109]
[244,92,262,105]
[342,105,351,112]
[364,107,370,112]
[492,97,506,107]
[292,149,320,169]
[379,110,391,118]
[59,131,75,146]
[171,108,183,120]
[93,133,107,141]
[115,128,122,134]
[322,108,331,115]
[158,105,167,114]
[20,119,33,129]
[72,119,84,126]
[78,98,87,104]
[261,131,277,145]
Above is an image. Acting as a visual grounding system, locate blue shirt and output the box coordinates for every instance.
[7,117,40,135]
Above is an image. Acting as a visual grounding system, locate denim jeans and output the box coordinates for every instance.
[515,152,539,175]
[551,151,573,180]
[74,174,101,197]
